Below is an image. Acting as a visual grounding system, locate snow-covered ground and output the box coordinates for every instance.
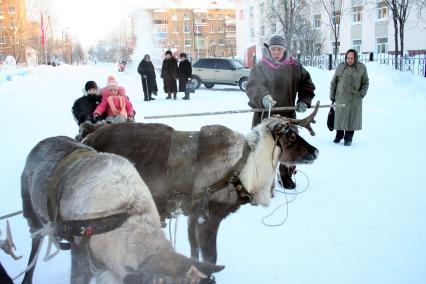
[1,62,426,284]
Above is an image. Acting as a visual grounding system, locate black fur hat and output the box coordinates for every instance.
[165,50,172,56]
[84,81,98,91]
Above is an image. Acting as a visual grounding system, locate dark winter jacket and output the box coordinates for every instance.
[178,59,192,92]
[137,59,158,94]
[246,46,316,127]
[72,93,103,125]
[330,49,369,131]
[161,57,178,93]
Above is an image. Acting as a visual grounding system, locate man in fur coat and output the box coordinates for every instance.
[178,52,192,100]
[137,54,158,101]
[245,35,316,189]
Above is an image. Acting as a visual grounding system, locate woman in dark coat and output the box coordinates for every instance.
[137,54,158,101]
[246,35,316,189]
[160,50,178,99]
[178,53,192,100]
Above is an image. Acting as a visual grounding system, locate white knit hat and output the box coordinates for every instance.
[106,75,119,88]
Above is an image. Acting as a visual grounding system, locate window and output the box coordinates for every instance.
[184,13,191,20]
[185,39,191,46]
[155,25,167,33]
[352,6,362,23]
[271,22,276,34]
[332,11,341,26]
[216,59,234,70]
[377,1,388,20]
[376,37,388,53]
[0,35,5,44]
[352,39,362,53]
[260,2,265,15]
[250,28,254,38]
[193,58,216,68]
[217,25,224,33]
[260,25,265,36]
[331,41,340,55]
[184,25,190,33]
[314,43,322,55]
[210,25,215,33]
[8,6,15,14]
[218,39,224,45]
[313,14,321,29]
[250,6,254,17]
[173,25,179,33]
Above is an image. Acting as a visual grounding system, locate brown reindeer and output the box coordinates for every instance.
[80,103,320,264]
[21,136,223,284]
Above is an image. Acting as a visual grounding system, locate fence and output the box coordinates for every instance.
[299,53,426,77]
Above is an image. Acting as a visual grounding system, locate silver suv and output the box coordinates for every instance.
[191,58,250,92]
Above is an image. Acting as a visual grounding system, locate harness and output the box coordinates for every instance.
[166,131,253,222]
[107,96,127,117]
[47,148,131,250]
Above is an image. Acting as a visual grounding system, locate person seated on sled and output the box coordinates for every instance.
[71,80,105,125]
[93,76,135,124]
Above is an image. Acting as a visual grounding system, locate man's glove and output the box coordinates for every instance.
[142,75,147,79]
[262,95,276,109]
[127,116,135,123]
[296,102,308,113]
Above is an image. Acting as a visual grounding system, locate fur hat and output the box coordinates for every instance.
[165,50,172,56]
[106,76,119,88]
[84,81,98,91]
[268,35,286,49]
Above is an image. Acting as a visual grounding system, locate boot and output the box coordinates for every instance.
[143,93,149,101]
[173,93,177,100]
[182,92,190,100]
[334,130,344,143]
[149,93,155,100]
[166,93,171,99]
[344,131,354,146]
[279,164,296,189]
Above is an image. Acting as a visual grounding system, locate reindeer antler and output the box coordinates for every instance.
[288,101,320,136]
[0,220,22,260]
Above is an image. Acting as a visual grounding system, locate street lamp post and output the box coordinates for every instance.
[61,27,70,64]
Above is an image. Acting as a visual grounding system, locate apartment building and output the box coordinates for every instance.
[131,1,236,59]
[0,0,28,64]
[236,0,426,65]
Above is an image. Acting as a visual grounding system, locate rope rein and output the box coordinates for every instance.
[261,168,310,227]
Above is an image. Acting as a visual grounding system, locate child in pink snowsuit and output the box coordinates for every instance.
[93,76,135,123]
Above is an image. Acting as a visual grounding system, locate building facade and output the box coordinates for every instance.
[0,0,28,64]
[236,0,426,66]
[131,1,236,60]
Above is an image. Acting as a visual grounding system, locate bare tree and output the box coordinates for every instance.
[268,0,309,54]
[382,0,414,68]
[322,0,344,65]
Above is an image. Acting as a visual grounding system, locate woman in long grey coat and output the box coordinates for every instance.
[330,49,369,146]
[161,50,178,99]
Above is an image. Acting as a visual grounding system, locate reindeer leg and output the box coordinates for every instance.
[21,236,42,284]
[196,216,221,264]
[0,262,13,284]
[70,242,92,284]
[187,214,200,260]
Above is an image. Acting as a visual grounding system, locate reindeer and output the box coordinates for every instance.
[21,136,223,284]
[79,102,320,264]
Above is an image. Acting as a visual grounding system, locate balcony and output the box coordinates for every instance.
[194,19,208,26]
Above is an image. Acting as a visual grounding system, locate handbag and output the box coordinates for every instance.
[327,107,335,131]
[185,79,196,93]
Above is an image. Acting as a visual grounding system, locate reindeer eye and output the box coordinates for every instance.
[286,131,297,142]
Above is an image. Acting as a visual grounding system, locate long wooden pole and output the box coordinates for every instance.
[144,103,345,120]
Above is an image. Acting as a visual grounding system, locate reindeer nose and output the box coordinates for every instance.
[312,149,319,160]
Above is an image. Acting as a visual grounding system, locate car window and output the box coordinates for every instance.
[231,59,245,69]
[193,59,216,69]
[216,59,234,70]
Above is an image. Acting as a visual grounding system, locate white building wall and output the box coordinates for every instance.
[237,0,426,59]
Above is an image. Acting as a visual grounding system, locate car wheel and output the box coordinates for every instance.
[239,77,248,92]
[192,76,202,89]
[204,83,215,88]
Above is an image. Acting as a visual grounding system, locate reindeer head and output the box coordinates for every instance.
[263,101,320,165]
[123,250,224,284]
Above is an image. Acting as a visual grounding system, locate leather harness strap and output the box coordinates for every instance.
[47,148,132,249]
